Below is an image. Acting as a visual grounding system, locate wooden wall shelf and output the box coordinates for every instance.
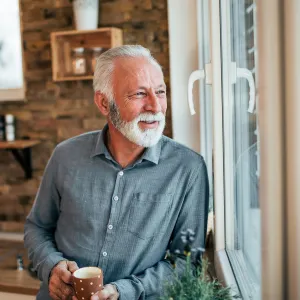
[54,75,93,82]
[50,27,123,82]
[0,140,40,150]
[0,140,40,179]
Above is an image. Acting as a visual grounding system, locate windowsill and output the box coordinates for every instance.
[215,250,240,289]
[205,212,240,296]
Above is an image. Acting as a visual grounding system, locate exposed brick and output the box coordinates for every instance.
[131,9,167,23]
[102,2,135,13]
[55,0,72,8]
[22,31,49,42]
[8,180,39,197]
[25,68,53,82]
[22,18,72,31]
[55,98,94,118]
[0,221,24,232]
[82,117,107,130]
[22,8,45,23]
[140,0,153,10]
[25,40,50,53]
[152,0,166,10]
[57,118,84,142]
[0,185,11,196]
[26,100,57,112]
[10,110,33,121]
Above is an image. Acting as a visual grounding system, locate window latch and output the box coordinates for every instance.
[230,62,256,113]
[187,63,212,115]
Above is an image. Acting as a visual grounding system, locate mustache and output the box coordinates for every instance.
[137,112,165,122]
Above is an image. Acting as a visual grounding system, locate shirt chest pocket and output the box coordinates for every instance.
[127,192,173,240]
[60,175,110,217]
[58,177,112,251]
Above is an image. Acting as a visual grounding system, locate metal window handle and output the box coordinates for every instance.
[231,62,256,113]
[187,63,212,115]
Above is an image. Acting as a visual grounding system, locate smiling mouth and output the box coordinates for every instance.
[139,121,159,128]
[140,121,158,124]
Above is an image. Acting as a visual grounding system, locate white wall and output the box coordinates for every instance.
[167,0,200,152]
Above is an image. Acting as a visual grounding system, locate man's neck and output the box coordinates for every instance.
[106,122,145,169]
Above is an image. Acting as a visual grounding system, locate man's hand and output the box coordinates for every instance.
[71,284,119,300]
[49,260,79,300]
[91,284,119,300]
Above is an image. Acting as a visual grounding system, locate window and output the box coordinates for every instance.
[189,0,260,298]
[220,1,261,298]
[0,0,25,101]
[173,0,299,297]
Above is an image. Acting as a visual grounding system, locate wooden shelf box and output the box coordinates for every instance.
[50,27,123,82]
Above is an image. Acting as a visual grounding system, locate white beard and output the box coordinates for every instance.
[109,101,165,147]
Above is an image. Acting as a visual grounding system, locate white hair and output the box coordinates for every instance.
[93,45,162,101]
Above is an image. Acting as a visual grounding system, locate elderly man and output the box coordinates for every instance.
[24,45,209,300]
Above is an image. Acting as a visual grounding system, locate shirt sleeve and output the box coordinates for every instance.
[24,147,65,283]
[111,158,209,300]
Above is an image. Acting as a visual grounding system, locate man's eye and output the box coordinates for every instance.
[136,92,146,96]
[128,92,146,99]
[156,90,166,95]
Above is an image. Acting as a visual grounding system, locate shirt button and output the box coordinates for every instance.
[119,171,124,176]
[114,196,119,201]
[103,252,107,257]
[108,225,113,230]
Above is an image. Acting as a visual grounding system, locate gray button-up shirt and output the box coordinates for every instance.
[24,125,209,300]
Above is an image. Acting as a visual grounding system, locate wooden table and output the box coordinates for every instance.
[0,240,40,296]
[0,140,40,179]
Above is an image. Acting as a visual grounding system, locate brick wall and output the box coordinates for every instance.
[0,0,171,232]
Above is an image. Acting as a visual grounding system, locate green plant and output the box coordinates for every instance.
[160,230,240,300]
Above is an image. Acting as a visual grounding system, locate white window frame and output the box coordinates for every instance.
[196,0,213,209]
[191,0,260,297]
[207,0,240,292]
[220,1,261,299]
[183,0,239,292]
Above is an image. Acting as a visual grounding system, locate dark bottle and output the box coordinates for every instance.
[0,115,5,141]
[16,254,24,271]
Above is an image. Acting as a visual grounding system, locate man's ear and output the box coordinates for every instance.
[94,91,109,116]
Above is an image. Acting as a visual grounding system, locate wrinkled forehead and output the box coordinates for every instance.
[113,57,165,89]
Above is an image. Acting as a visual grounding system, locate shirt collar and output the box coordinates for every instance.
[140,138,162,165]
[90,124,162,165]
[90,124,111,158]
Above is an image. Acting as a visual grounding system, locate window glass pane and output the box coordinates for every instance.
[221,0,261,298]
[0,0,23,89]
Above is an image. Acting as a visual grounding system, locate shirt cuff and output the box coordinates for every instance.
[40,253,65,284]
[111,279,141,300]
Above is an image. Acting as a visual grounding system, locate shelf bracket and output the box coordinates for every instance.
[8,147,33,179]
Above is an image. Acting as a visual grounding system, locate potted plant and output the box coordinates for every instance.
[70,0,99,30]
[160,230,241,300]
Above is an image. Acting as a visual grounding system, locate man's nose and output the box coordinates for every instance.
[145,92,161,113]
